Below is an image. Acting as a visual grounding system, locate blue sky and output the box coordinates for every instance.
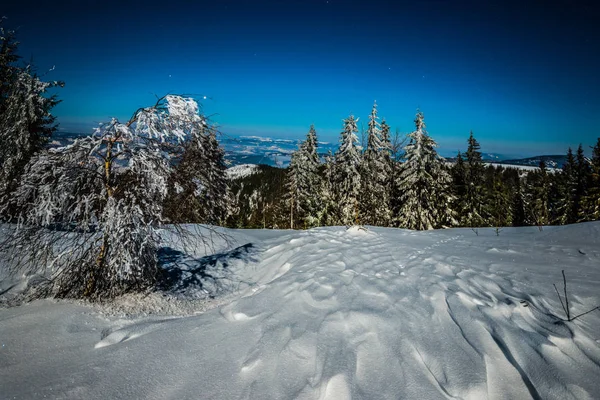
[4,0,599,156]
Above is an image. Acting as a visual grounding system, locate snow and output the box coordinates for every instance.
[226,163,259,180]
[2,223,600,399]
[486,162,559,173]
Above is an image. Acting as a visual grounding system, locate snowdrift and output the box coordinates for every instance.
[1,223,600,399]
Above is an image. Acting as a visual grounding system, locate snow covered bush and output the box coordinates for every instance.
[1,95,212,300]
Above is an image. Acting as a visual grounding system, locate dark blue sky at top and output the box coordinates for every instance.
[4,0,599,156]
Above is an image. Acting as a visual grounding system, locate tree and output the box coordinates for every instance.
[360,101,392,226]
[320,150,338,226]
[581,138,600,220]
[525,160,550,228]
[285,147,302,229]
[575,144,591,221]
[557,147,577,224]
[451,151,467,221]
[395,111,455,230]
[0,21,63,204]
[510,172,526,227]
[0,18,20,104]
[299,125,323,227]
[1,95,208,300]
[334,115,362,225]
[164,122,230,225]
[461,131,487,227]
[485,166,511,229]
[283,125,323,229]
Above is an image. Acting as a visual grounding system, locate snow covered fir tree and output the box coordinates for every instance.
[394,111,456,230]
[333,115,362,225]
[285,125,323,229]
[360,101,392,226]
[0,21,63,207]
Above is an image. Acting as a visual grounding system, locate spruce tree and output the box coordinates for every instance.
[285,147,303,229]
[0,23,63,203]
[451,151,467,222]
[0,19,20,106]
[525,160,550,228]
[283,126,323,228]
[334,115,362,225]
[385,121,403,222]
[558,147,577,224]
[320,150,337,226]
[462,131,487,227]
[511,174,526,227]
[575,144,591,221]
[164,120,230,225]
[581,138,600,220]
[360,102,392,226]
[486,166,511,229]
[298,125,323,227]
[198,128,230,225]
[395,111,455,230]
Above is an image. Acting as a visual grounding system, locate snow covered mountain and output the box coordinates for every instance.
[1,223,600,399]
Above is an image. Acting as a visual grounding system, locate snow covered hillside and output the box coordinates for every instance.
[226,163,259,180]
[1,223,600,399]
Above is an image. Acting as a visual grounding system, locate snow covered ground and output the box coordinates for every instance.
[1,223,600,399]
[226,163,260,180]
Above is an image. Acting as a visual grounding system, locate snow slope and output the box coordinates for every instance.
[1,223,600,399]
[226,163,259,180]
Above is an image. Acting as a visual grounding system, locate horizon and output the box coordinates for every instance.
[4,0,599,156]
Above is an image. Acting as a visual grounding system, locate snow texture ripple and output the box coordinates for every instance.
[1,223,600,399]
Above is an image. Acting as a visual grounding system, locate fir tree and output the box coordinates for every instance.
[462,131,487,227]
[0,18,20,106]
[525,160,550,228]
[575,144,591,221]
[510,174,526,227]
[334,115,362,225]
[395,111,455,230]
[320,150,337,226]
[581,138,600,220]
[198,129,230,225]
[360,102,392,226]
[486,166,511,229]
[283,126,323,228]
[298,125,323,227]
[558,147,577,224]
[170,127,230,224]
[285,147,302,229]
[0,23,63,203]
[164,115,229,225]
[451,151,467,220]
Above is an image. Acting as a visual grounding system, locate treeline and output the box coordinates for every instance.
[228,102,600,230]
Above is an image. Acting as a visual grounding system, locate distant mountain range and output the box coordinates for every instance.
[52,132,568,170]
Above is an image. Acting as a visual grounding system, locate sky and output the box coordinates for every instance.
[3,0,599,156]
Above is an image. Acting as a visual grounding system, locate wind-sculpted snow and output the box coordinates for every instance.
[1,224,600,399]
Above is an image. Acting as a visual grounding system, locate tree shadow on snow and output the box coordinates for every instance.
[157,243,258,298]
